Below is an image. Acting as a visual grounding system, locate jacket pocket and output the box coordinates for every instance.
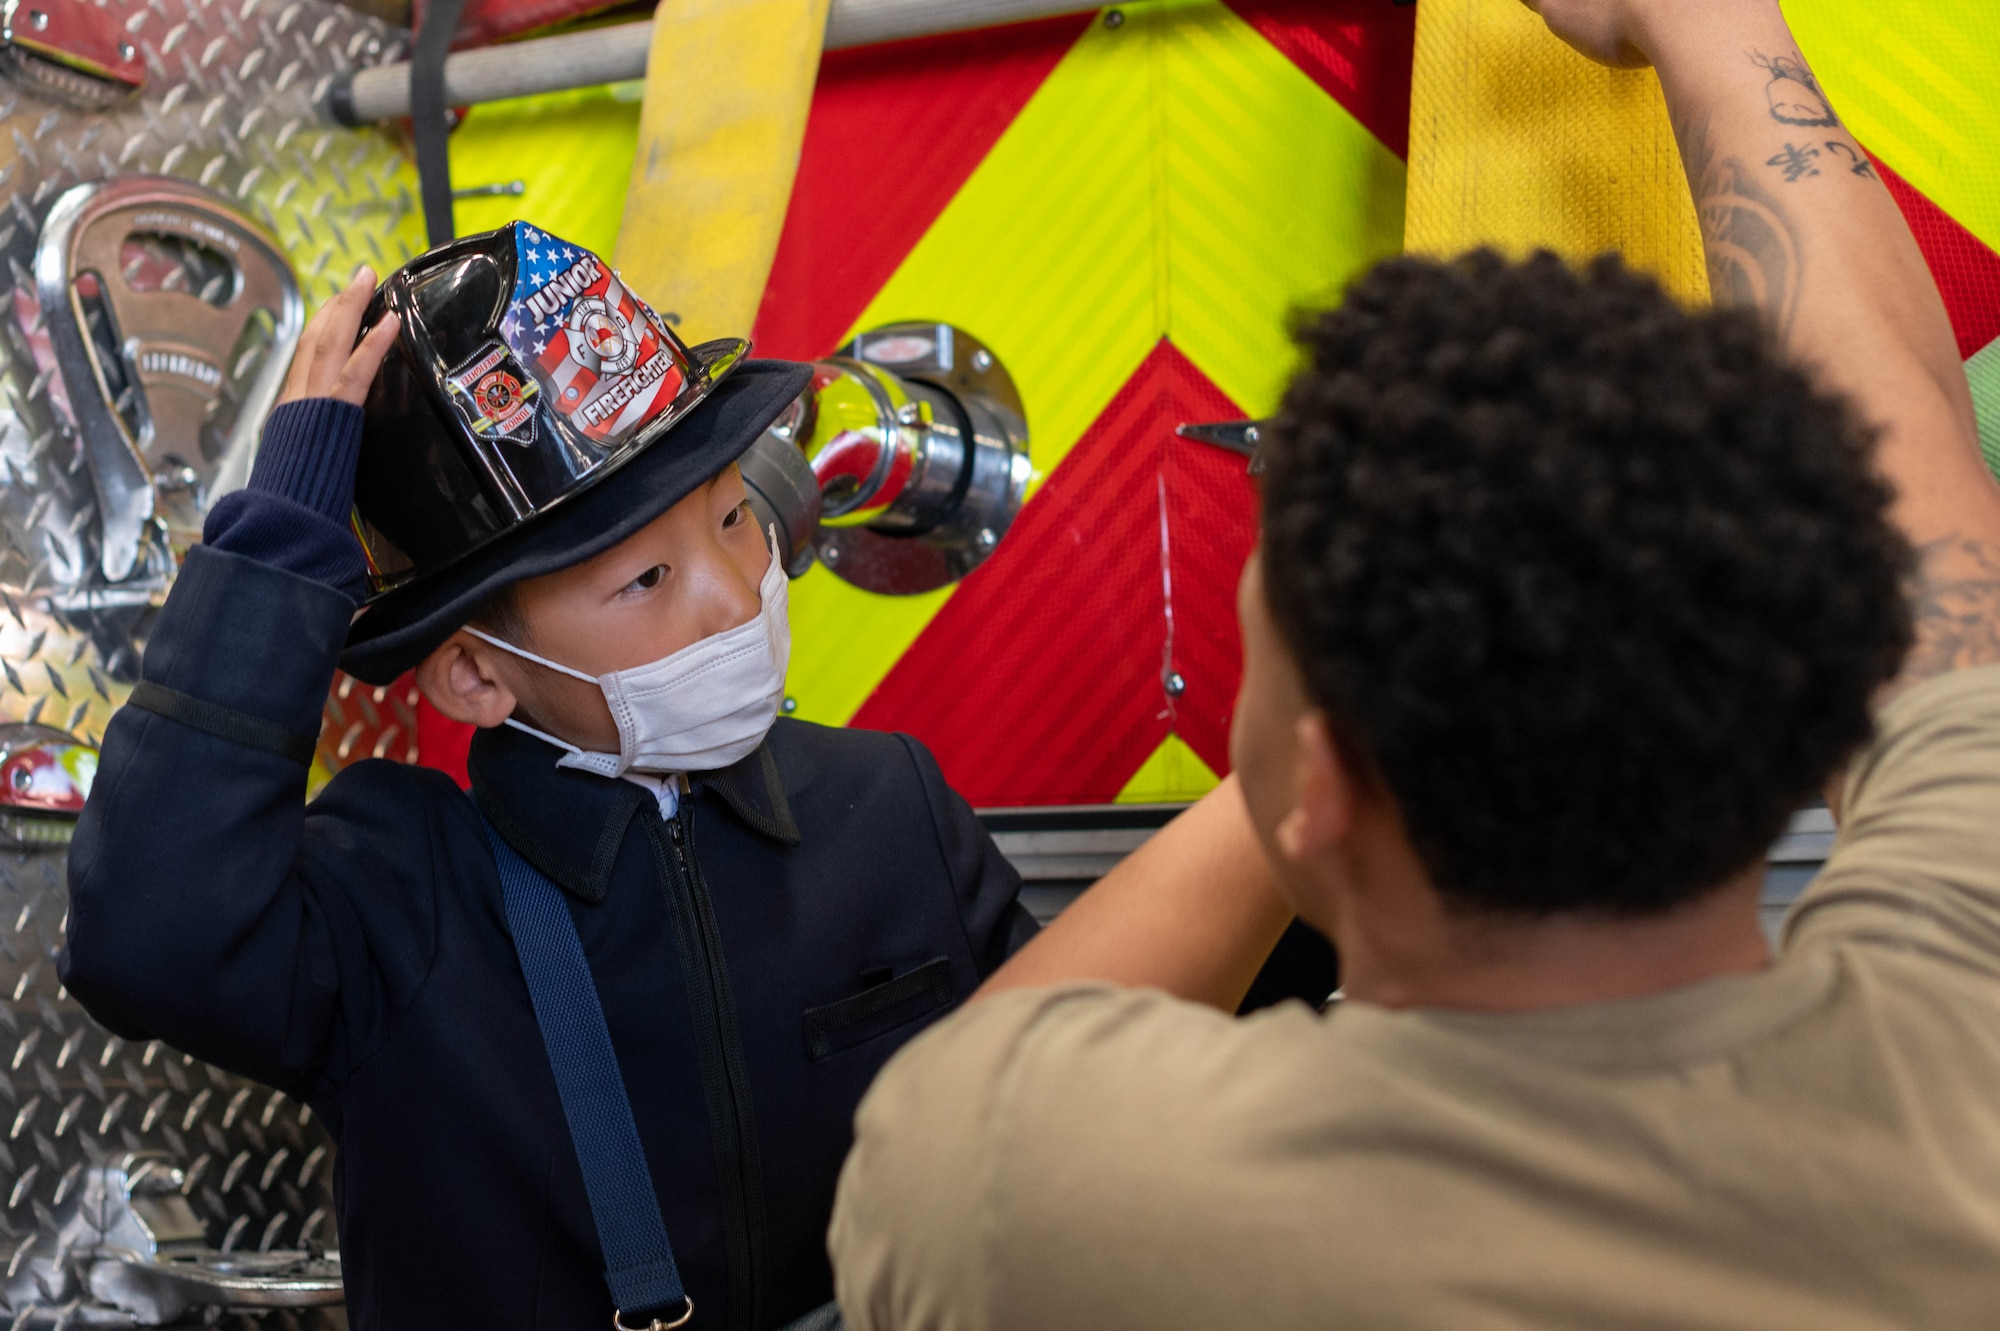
[802,957,955,1061]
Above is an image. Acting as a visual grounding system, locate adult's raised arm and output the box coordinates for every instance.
[970,774,1294,1011]
[1530,0,2000,693]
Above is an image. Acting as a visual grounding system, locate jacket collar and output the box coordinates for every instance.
[468,724,800,902]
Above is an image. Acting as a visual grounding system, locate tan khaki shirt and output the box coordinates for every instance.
[829,666,2000,1330]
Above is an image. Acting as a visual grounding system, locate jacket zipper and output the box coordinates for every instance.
[661,808,768,1331]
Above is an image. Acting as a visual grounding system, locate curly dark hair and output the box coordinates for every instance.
[1260,250,1913,917]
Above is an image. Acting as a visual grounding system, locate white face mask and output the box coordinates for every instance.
[466,528,791,777]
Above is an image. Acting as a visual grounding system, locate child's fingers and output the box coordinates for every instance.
[280,310,324,403]
[278,268,385,406]
[331,313,400,407]
[304,268,378,396]
[310,269,376,389]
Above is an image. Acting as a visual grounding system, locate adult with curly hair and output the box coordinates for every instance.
[827,0,2000,1326]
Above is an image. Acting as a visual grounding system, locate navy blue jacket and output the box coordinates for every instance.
[60,407,1038,1330]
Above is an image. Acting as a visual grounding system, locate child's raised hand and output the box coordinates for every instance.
[281,265,401,408]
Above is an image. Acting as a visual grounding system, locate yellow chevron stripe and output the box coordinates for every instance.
[789,6,1169,729]
[1406,0,2000,303]
[789,0,1407,736]
[847,12,1171,489]
[1116,731,1220,803]
[1787,0,2000,251]
[1162,2,1406,414]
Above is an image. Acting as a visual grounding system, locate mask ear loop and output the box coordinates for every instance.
[461,625,628,773]
[462,625,603,685]
[761,524,790,663]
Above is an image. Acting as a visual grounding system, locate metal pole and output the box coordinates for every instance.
[331,0,1099,124]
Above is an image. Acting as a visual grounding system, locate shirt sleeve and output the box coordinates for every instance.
[1788,664,2000,973]
[60,544,446,1097]
[202,397,369,600]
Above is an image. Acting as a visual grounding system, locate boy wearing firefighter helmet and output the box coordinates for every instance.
[62,223,1058,1331]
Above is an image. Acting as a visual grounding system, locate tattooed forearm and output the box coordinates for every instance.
[1673,112,1805,336]
[1896,534,2000,690]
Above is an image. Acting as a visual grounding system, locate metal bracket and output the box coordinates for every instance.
[4,1152,342,1324]
[34,177,304,583]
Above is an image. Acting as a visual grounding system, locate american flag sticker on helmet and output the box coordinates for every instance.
[501,223,688,446]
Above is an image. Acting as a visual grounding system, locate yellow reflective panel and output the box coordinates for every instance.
[846,8,1170,489]
[447,83,646,270]
[1163,1,1407,415]
[794,0,1405,733]
[789,11,1167,726]
[782,563,954,726]
[1115,731,1220,804]
[1787,0,2000,251]
[1405,0,1708,304]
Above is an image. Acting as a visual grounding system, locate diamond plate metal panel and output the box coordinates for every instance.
[313,671,419,797]
[0,848,340,1326]
[0,0,428,1320]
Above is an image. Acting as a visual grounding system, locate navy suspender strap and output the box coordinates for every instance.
[477,814,693,1329]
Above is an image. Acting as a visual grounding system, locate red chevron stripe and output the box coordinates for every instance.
[1871,152,2000,361]
[753,14,1092,361]
[850,340,1255,804]
[1225,0,1417,159]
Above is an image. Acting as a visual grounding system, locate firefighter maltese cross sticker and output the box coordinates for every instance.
[569,295,640,376]
[501,223,688,447]
[447,343,539,446]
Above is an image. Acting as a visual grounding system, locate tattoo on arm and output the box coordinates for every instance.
[1898,534,2000,689]
[1675,53,1869,337]
[1823,141,1876,180]
[1750,50,1838,128]
[1767,140,1877,185]
[1766,142,1821,182]
[1695,52,1998,692]
[1674,112,1804,335]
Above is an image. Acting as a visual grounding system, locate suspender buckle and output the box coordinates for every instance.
[615,1298,693,1331]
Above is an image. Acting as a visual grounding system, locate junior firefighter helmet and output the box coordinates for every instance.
[339,221,811,684]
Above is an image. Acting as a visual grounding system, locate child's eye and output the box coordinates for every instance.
[722,500,751,529]
[627,565,667,592]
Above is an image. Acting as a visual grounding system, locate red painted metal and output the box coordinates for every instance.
[850,339,1255,804]
[753,14,1093,361]
[1871,152,2000,361]
[1225,0,1417,159]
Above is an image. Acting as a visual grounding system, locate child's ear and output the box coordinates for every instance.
[415,633,519,729]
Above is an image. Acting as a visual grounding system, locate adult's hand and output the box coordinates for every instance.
[280,266,400,408]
